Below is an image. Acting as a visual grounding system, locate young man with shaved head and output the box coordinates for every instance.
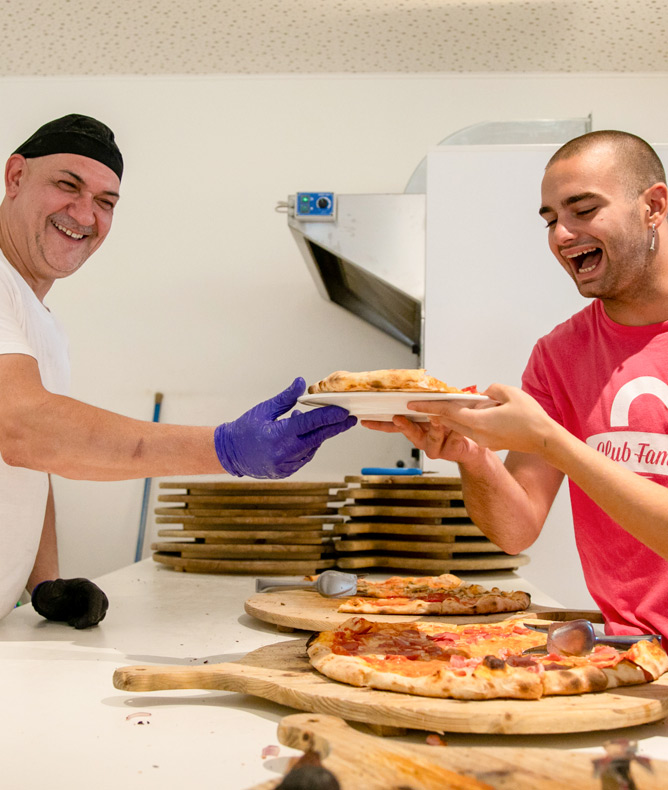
[0,114,355,629]
[364,131,668,644]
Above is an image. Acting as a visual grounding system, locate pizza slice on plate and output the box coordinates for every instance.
[307,369,477,394]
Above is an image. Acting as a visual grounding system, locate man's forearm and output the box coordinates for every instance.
[458,449,560,555]
[2,393,222,481]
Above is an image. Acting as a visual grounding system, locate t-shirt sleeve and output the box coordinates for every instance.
[0,273,35,358]
[521,340,561,423]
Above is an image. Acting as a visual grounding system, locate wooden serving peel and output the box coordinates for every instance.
[247,713,668,790]
[112,638,668,736]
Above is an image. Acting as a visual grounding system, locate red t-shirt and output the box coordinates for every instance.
[523,298,668,642]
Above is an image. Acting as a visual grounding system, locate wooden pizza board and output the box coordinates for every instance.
[113,637,668,735]
[334,538,504,555]
[157,529,325,543]
[345,475,462,487]
[334,554,530,572]
[158,493,345,505]
[155,514,339,527]
[332,521,485,538]
[151,542,327,559]
[248,712,668,790]
[155,506,339,517]
[152,553,335,574]
[243,589,604,632]
[160,481,346,491]
[349,487,464,501]
[341,505,469,519]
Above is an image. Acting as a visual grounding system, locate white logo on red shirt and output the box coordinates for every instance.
[587,376,668,475]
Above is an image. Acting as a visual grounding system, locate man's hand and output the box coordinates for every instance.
[214,377,357,479]
[406,383,555,455]
[31,578,109,629]
[361,414,482,463]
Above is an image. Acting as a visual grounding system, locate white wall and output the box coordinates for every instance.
[2,73,668,606]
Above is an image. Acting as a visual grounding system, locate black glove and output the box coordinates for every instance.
[31,578,109,629]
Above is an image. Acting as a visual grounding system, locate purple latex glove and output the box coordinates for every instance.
[214,377,356,479]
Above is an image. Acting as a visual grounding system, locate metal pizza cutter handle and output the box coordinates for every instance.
[255,570,358,598]
[525,620,661,656]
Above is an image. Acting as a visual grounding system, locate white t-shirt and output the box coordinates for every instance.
[0,252,70,619]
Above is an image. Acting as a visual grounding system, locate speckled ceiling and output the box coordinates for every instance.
[2,0,666,76]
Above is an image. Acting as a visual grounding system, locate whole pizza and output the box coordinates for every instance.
[337,573,531,616]
[307,369,477,394]
[307,617,668,700]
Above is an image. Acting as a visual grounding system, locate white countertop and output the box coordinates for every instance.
[2,560,668,789]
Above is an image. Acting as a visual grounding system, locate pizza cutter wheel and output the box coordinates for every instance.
[255,569,358,598]
[523,619,662,656]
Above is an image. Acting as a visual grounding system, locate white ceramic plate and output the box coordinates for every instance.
[297,391,494,422]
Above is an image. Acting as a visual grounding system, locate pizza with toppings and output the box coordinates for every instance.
[336,573,532,616]
[307,369,477,394]
[307,617,668,700]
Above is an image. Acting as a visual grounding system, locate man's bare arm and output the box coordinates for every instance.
[361,414,563,554]
[26,477,59,592]
[0,354,221,480]
[458,448,564,555]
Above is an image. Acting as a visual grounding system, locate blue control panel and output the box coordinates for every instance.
[295,192,336,220]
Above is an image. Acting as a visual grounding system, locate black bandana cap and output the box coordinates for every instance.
[12,113,123,181]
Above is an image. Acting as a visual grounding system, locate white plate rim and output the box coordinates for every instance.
[296,391,492,421]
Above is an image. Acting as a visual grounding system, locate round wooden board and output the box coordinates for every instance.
[345,475,461,487]
[334,554,530,572]
[251,712,668,790]
[332,521,484,538]
[160,480,346,491]
[350,488,464,501]
[334,538,504,554]
[155,514,339,527]
[157,529,325,543]
[341,505,469,518]
[114,637,668,735]
[151,542,326,558]
[158,493,345,505]
[156,507,339,517]
[245,588,555,632]
[152,553,335,574]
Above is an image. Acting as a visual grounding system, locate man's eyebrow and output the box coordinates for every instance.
[538,191,600,217]
[58,169,120,198]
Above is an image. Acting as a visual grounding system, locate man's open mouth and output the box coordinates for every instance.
[52,220,85,241]
[564,246,602,274]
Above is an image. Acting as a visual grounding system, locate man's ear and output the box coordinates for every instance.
[644,182,668,226]
[5,154,28,197]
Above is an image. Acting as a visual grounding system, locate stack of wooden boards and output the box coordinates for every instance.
[152,474,527,575]
[151,480,346,575]
[334,474,529,572]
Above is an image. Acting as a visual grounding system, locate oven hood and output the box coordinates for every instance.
[287,193,425,352]
[285,116,591,356]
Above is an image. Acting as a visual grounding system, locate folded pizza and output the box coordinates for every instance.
[307,369,476,394]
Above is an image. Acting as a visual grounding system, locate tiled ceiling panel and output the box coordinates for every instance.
[2,0,666,76]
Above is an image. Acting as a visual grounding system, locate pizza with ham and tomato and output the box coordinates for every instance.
[307,617,668,700]
[307,369,478,395]
[335,573,532,616]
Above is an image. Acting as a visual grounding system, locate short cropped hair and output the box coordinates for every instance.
[546,130,666,198]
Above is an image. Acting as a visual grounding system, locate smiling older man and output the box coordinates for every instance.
[0,114,355,629]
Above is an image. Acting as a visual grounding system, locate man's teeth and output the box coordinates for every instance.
[53,221,84,240]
